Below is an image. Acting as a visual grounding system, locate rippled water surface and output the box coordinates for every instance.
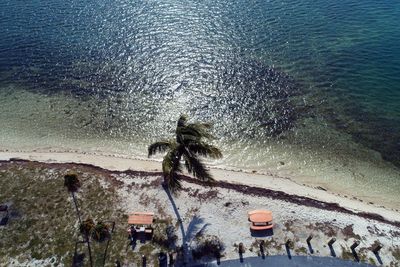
[0,0,399,206]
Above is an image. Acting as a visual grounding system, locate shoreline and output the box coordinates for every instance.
[1,150,399,224]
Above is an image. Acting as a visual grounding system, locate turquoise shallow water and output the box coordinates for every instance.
[0,0,399,206]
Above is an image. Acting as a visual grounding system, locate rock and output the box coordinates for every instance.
[224,202,232,207]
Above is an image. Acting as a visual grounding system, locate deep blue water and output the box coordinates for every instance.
[0,0,399,166]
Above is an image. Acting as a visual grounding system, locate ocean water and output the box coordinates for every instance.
[0,0,399,207]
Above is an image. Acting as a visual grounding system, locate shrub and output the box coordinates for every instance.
[191,235,225,260]
[152,224,177,249]
[166,225,178,248]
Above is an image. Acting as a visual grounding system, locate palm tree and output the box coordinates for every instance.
[148,115,222,264]
[64,173,82,224]
[64,173,93,267]
[148,114,222,192]
[80,219,113,267]
[91,221,111,242]
[80,218,95,238]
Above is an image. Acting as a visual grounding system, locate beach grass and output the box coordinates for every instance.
[0,161,166,266]
[1,159,400,266]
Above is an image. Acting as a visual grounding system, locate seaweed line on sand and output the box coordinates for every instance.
[2,158,399,228]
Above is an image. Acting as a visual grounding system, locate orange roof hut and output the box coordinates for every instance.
[248,210,273,230]
[128,212,154,226]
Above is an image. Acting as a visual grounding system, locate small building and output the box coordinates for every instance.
[128,212,154,235]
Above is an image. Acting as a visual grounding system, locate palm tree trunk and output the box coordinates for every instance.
[102,222,115,266]
[71,192,93,267]
[163,184,188,265]
[85,233,94,267]
[71,192,82,225]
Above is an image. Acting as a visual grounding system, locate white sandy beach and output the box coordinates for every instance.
[1,150,400,266]
[114,173,400,265]
[0,150,399,223]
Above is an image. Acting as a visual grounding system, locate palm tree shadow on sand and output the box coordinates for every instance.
[164,184,210,265]
[148,115,223,265]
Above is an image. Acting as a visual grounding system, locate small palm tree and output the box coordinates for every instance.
[91,221,111,242]
[148,115,222,192]
[80,219,113,266]
[80,218,95,238]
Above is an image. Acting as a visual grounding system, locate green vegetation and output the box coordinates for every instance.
[64,172,83,224]
[148,114,222,192]
[64,172,93,266]
[295,247,308,254]
[368,257,376,265]
[148,115,222,263]
[0,161,165,266]
[80,218,95,237]
[340,245,353,260]
[91,221,111,242]
[392,247,400,261]
[191,235,224,260]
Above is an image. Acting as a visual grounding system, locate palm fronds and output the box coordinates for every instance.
[149,115,222,192]
[177,114,188,127]
[79,219,111,242]
[148,140,173,157]
[183,152,214,182]
[64,172,81,192]
[168,171,183,192]
[80,218,95,237]
[188,142,223,159]
[177,123,214,141]
[92,221,111,242]
[162,150,183,192]
[187,123,214,139]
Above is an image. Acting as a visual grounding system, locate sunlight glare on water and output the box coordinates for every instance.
[0,0,400,207]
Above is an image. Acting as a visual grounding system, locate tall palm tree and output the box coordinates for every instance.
[64,173,93,267]
[148,115,222,264]
[64,173,82,224]
[80,219,113,267]
[148,115,223,192]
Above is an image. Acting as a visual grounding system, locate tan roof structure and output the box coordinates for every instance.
[128,212,154,225]
[248,210,273,230]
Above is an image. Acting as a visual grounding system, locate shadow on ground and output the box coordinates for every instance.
[192,255,374,267]
[250,229,273,237]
